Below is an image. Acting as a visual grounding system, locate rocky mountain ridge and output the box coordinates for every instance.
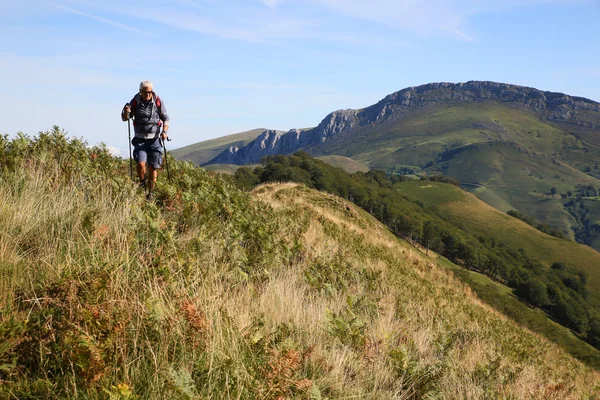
[207,81,600,165]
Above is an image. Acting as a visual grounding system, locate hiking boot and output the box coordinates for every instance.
[146,192,153,201]
[139,179,146,190]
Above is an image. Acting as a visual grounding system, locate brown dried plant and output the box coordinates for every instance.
[180,300,210,348]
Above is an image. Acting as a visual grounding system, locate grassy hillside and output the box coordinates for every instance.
[237,152,600,366]
[171,128,268,165]
[315,155,370,174]
[202,157,367,176]
[434,141,596,237]
[203,163,260,174]
[2,129,600,398]
[299,101,600,247]
[317,102,586,167]
[397,180,600,301]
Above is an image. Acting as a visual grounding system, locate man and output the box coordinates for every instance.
[121,80,170,200]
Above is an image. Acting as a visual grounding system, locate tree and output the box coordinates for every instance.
[234,167,260,190]
[588,318,600,347]
[518,278,550,307]
[422,221,444,253]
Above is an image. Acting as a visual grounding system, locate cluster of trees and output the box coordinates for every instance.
[506,210,566,239]
[572,184,599,198]
[233,152,600,348]
[563,185,600,246]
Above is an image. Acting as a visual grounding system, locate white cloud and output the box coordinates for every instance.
[105,145,122,156]
[47,2,155,36]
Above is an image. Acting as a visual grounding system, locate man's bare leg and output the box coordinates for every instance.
[148,166,158,192]
[137,162,147,184]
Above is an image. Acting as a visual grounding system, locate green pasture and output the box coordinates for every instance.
[398,180,600,304]
[315,155,370,173]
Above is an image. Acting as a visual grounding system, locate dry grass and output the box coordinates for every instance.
[1,149,599,398]
[254,183,600,399]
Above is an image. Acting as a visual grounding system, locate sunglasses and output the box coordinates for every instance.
[140,90,153,95]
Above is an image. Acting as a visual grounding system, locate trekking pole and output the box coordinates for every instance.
[162,136,171,180]
[126,104,133,180]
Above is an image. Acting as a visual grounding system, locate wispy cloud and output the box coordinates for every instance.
[134,8,260,42]
[44,0,408,45]
[47,2,155,36]
[306,0,588,41]
[307,0,474,40]
[261,0,282,8]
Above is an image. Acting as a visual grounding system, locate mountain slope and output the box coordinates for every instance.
[206,81,600,167]
[2,129,599,398]
[196,81,600,248]
[315,155,369,173]
[236,152,600,361]
[430,140,594,237]
[171,128,271,165]
[397,180,600,299]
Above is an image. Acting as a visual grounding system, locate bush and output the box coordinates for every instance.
[517,278,550,307]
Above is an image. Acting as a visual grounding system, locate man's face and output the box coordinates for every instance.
[140,86,153,101]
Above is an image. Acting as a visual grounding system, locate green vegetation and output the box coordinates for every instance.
[184,101,600,250]
[234,151,600,365]
[2,128,600,397]
[439,258,600,368]
[563,185,600,246]
[315,102,587,169]
[203,163,260,174]
[507,209,567,239]
[315,155,370,174]
[399,180,600,297]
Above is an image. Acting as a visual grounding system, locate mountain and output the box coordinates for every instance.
[2,129,600,397]
[207,81,600,165]
[171,128,274,165]
[190,81,600,249]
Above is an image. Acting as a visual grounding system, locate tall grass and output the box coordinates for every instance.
[0,129,599,398]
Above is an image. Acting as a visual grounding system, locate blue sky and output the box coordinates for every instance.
[1,0,599,155]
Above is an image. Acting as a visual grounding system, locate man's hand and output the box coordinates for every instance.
[160,131,169,141]
[123,104,132,120]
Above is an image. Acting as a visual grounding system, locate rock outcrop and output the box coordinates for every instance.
[207,81,600,165]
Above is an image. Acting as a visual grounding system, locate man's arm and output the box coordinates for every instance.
[159,99,170,138]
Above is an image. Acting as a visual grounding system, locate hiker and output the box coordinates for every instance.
[121,80,170,199]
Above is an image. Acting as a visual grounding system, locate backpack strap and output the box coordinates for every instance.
[152,93,163,129]
[130,94,140,126]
